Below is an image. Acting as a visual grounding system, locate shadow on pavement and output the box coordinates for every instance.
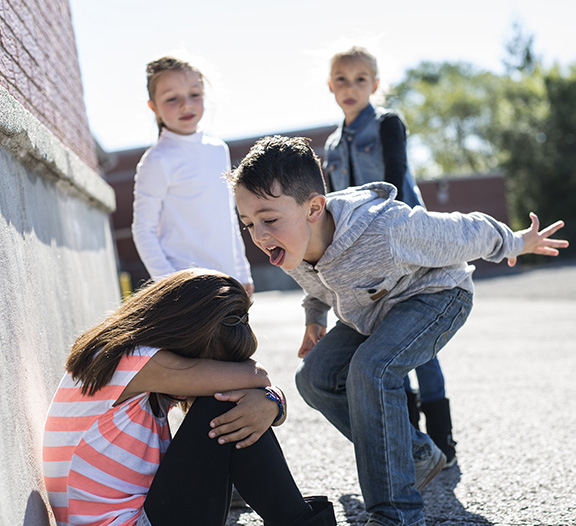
[338,494,368,524]
[336,466,494,526]
[422,465,494,525]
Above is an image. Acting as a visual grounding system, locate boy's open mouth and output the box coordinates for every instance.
[268,246,285,267]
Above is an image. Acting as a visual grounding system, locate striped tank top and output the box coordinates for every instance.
[43,346,172,526]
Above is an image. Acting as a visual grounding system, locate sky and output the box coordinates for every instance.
[68,0,576,153]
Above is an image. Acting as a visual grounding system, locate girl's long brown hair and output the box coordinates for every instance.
[66,269,257,396]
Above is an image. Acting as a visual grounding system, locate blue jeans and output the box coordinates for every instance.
[403,356,446,403]
[295,288,473,526]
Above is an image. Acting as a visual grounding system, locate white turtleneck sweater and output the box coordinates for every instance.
[132,128,252,284]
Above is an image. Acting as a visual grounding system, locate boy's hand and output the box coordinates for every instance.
[298,323,326,358]
[508,212,569,267]
[208,388,277,448]
[243,283,255,297]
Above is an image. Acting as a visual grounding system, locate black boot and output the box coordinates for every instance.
[406,390,420,430]
[264,496,336,526]
[421,398,457,469]
[297,496,337,526]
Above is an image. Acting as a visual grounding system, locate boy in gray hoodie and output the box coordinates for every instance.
[228,135,568,526]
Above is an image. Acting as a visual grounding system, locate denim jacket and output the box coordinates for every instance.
[324,104,424,208]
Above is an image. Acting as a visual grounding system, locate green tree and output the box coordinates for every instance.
[502,19,537,74]
[500,64,576,236]
[390,61,504,177]
[389,25,576,252]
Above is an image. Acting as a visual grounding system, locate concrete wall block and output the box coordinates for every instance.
[0,86,115,213]
[0,146,121,525]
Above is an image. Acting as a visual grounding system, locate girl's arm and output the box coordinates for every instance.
[132,154,175,279]
[117,350,270,404]
[380,114,408,202]
[119,351,281,448]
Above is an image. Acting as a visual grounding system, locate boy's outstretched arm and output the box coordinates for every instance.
[298,323,326,358]
[508,212,569,267]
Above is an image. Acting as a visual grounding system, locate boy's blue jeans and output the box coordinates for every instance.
[295,288,473,526]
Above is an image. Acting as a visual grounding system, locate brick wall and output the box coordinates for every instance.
[0,0,97,170]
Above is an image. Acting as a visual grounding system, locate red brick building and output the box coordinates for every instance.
[0,0,97,170]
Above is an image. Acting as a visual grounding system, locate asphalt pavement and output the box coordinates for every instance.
[224,259,576,526]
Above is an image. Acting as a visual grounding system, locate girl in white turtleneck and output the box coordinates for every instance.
[132,56,253,294]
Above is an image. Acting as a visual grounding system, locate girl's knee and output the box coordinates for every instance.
[182,397,235,425]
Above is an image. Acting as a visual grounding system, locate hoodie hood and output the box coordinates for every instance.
[323,182,398,262]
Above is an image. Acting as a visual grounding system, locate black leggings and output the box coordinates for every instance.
[143,397,313,526]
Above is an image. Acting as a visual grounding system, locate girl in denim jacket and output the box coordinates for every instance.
[324,46,457,467]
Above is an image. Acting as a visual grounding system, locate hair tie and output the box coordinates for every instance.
[221,313,249,327]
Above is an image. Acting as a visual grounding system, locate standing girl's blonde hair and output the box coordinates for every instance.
[145,56,205,133]
[329,46,379,79]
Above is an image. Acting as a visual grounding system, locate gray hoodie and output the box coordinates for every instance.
[287,182,524,335]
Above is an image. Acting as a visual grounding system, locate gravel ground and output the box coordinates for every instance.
[219,259,576,526]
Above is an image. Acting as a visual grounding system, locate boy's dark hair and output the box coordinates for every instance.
[229,135,327,204]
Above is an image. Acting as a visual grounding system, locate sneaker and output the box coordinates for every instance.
[441,434,457,469]
[443,450,457,469]
[415,442,446,491]
[420,398,457,470]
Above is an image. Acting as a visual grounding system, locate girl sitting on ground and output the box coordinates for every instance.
[43,268,335,526]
